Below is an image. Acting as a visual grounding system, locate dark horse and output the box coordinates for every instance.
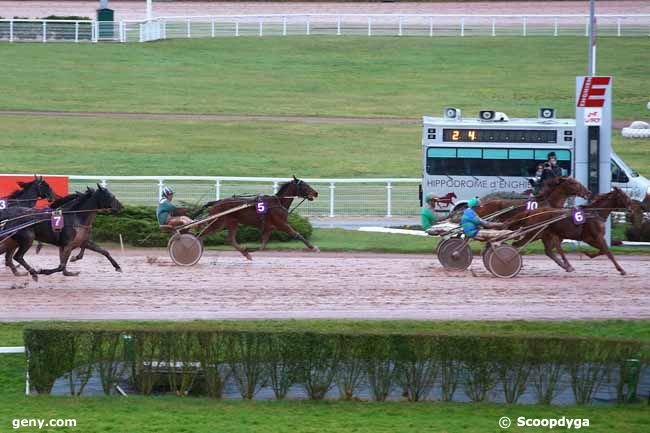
[195,176,319,260]
[507,187,636,275]
[0,176,57,210]
[0,185,123,281]
[475,176,591,221]
[1,176,57,276]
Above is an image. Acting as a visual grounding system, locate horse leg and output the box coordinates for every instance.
[226,223,252,260]
[584,236,626,276]
[542,236,569,271]
[547,234,574,272]
[76,240,121,272]
[39,245,78,276]
[259,227,273,251]
[70,245,86,262]
[3,239,28,277]
[277,222,319,252]
[11,237,38,282]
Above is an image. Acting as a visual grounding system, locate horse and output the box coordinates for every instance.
[0,176,57,276]
[475,176,591,221]
[0,185,123,281]
[194,176,319,260]
[506,187,636,275]
[0,176,57,210]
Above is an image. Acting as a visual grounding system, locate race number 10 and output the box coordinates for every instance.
[526,201,538,211]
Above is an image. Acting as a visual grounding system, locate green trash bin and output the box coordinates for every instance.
[97,8,114,40]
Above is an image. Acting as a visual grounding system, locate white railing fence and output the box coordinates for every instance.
[2,14,649,43]
[68,176,422,218]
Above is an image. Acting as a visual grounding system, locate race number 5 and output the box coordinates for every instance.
[573,208,585,225]
[256,200,267,215]
[526,201,538,211]
[0,199,6,210]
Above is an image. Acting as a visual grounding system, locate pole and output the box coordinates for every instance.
[146,0,152,20]
[587,0,596,75]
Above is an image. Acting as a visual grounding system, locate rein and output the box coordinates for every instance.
[0,208,112,226]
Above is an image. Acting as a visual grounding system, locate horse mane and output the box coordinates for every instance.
[481,191,528,201]
[50,189,93,209]
[7,179,37,199]
[276,180,294,197]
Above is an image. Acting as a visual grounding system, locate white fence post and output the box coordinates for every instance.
[273,181,279,194]
[617,18,621,37]
[215,180,220,201]
[235,21,239,37]
[282,17,287,36]
[429,16,433,37]
[163,19,167,39]
[460,17,465,37]
[158,179,164,199]
[306,16,310,35]
[386,182,392,217]
[9,19,13,42]
[211,19,215,37]
[187,19,191,38]
[259,18,263,36]
[43,21,47,43]
[491,17,496,36]
[554,17,558,36]
[329,182,335,217]
[75,21,79,42]
[398,16,403,36]
[585,17,589,37]
[120,21,125,43]
[139,22,144,43]
[523,16,527,36]
[368,16,372,36]
[337,16,341,35]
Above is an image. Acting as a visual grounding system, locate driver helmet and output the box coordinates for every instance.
[162,186,174,198]
[468,197,480,208]
[425,193,438,204]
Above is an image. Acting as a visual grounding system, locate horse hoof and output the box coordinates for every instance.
[70,256,80,262]
[566,267,575,273]
[116,267,122,273]
[12,271,28,277]
[30,274,38,282]
[620,270,627,276]
[312,246,321,253]
[63,271,80,277]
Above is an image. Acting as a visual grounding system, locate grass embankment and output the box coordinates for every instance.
[0,37,647,119]
[1,320,650,433]
[1,115,649,178]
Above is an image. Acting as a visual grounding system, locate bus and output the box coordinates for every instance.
[421,109,650,211]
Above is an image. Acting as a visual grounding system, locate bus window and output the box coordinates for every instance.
[483,149,508,159]
[509,149,534,159]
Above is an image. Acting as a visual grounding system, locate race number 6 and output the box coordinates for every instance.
[0,199,6,210]
[526,201,538,211]
[573,209,585,225]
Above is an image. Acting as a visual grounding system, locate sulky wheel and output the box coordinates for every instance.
[487,245,522,278]
[482,245,495,274]
[436,237,453,256]
[437,238,473,271]
[168,233,204,266]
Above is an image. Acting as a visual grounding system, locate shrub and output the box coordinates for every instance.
[92,205,312,248]
[23,325,650,404]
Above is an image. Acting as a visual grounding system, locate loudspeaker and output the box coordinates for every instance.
[479,110,495,121]
[443,107,461,120]
[539,108,555,119]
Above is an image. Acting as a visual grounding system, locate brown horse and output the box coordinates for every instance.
[507,187,635,275]
[196,177,319,260]
[475,176,591,221]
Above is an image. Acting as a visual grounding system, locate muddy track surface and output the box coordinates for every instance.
[1,248,648,321]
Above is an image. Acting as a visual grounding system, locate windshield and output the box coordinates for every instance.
[613,153,639,178]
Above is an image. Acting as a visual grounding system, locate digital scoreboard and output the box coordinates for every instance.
[441,128,558,144]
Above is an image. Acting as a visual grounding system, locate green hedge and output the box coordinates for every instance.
[24,325,649,404]
[625,221,650,242]
[92,206,312,247]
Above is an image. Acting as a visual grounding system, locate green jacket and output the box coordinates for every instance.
[156,199,178,225]
[420,206,438,230]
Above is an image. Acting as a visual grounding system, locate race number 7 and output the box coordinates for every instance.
[0,199,6,210]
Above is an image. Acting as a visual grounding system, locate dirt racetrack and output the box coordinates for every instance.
[1,247,649,321]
